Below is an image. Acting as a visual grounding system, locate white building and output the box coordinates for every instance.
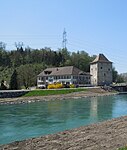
[37,66,91,88]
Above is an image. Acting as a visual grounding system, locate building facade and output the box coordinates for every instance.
[90,54,112,86]
[37,66,91,88]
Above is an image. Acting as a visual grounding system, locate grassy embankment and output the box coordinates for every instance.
[119,147,127,150]
[23,88,87,97]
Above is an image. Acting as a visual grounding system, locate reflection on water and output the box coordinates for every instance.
[90,97,98,119]
[0,94,127,145]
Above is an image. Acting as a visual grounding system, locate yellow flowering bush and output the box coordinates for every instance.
[55,83,63,89]
[47,83,63,89]
[70,84,75,88]
[47,84,55,89]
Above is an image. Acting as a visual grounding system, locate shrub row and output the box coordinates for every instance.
[47,83,75,89]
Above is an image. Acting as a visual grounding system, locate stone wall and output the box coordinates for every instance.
[90,63,98,85]
[90,62,112,86]
[0,90,29,98]
[98,62,112,85]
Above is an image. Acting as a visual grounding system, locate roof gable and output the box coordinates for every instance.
[91,54,112,64]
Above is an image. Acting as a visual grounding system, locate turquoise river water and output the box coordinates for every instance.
[0,94,127,145]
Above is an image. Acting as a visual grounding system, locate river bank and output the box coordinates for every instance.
[0,115,127,150]
[0,87,117,105]
[1,88,125,150]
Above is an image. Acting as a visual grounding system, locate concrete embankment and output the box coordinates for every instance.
[0,90,29,98]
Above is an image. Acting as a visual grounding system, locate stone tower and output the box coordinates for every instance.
[90,54,112,86]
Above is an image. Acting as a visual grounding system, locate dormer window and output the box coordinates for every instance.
[44,71,52,75]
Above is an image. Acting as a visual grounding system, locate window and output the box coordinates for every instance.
[64,76,66,79]
[44,71,52,75]
[104,73,106,76]
[101,67,103,69]
[108,68,110,71]
[49,79,53,82]
[41,77,44,80]
[73,76,77,79]
[67,76,71,79]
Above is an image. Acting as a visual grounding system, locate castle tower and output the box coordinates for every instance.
[90,54,112,86]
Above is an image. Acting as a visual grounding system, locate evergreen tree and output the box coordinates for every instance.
[0,80,7,90]
[9,69,18,90]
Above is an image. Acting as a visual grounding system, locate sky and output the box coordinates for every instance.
[0,0,127,73]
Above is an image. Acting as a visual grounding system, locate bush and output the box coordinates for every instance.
[119,147,127,150]
[55,83,63,89]
[70,84,75,88]
[47,84,55,89]
[47,83,63,89]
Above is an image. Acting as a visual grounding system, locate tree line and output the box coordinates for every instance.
[0,41,123,90]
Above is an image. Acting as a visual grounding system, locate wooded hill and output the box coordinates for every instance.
[0,42,120,89]
[0,42,96,89]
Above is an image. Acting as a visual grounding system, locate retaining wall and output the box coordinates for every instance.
[0,90,29,98]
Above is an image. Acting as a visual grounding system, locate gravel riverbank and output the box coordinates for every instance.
[0,88,117,105]
[0,116,127,150]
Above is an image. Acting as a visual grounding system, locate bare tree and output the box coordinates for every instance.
[0,42,6,50]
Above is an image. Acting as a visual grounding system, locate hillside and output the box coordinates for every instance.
[0,45,95,89]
